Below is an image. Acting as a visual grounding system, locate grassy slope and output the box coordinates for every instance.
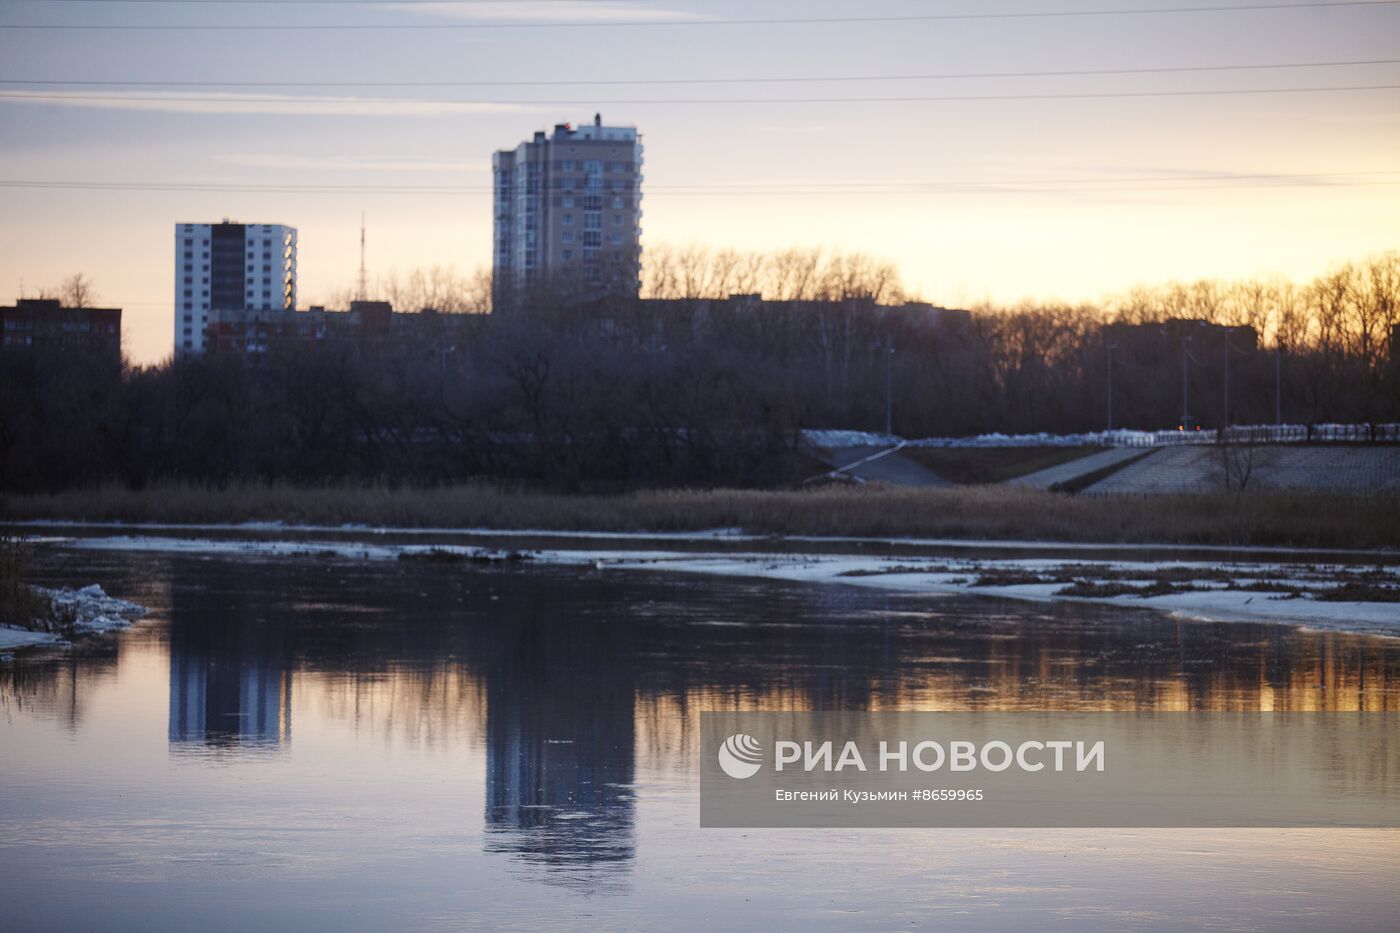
[3,483,1398,549]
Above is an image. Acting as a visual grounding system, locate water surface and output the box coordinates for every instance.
[2,548,1397,930]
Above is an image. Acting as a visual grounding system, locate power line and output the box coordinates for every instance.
[5,1,1399,29]
[1,171,1396,196]
[4,58,1396,88]
[2,83,1396,105]
[21,0,688,3]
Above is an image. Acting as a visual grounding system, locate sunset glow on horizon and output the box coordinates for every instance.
[1,0,1396,365]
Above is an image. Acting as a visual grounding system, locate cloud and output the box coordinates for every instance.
[932,158,1380,190]
[392,1,703,23]
[215,154,489,174]
[0,90,536,117]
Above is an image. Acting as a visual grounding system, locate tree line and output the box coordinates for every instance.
[1,251,1395,492]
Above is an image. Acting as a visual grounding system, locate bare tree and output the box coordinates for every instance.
[323,265,492,313]
[1220,439,1258,492]
[40,273,99,308]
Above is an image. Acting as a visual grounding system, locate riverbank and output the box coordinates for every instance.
[4,483,1399,549]
[17,531,1400,637]
[0,583,147,653]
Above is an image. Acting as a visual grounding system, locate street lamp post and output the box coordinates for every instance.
[1106,331,1117,432]
[1180,334,1192,430]
[1223,330,1231,431]
[884,345,895,436]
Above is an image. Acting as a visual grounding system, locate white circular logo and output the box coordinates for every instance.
[718,733,764,779]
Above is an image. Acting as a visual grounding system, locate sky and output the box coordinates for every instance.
[0,0,1397,365]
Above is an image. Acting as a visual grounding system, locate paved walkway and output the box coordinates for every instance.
[808,445,952,487]
[1009,447,1150,489]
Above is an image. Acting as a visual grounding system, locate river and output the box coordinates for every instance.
[1,546,1397,930]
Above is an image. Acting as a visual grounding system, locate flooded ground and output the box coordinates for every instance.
[1,546,1397,930]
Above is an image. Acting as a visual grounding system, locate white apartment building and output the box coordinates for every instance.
[175,221,297,355]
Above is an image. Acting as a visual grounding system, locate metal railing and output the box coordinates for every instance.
[1130,423,1400,447]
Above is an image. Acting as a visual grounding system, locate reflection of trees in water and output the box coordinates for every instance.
[295,667,485,750]
[0,549,162,731]
[0,643,119,731]
[11,552,1400,889]
[631,589,1400,773]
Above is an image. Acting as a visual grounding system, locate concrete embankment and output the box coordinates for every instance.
[1082,445,1400,494]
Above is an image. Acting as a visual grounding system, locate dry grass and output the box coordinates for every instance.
[1315,582,1400,602]
[1055,579,1200,599]
[2,482,1398,550]
[0,535,65,633]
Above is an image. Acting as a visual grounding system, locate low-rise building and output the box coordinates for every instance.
[205,301,483,355]
[0,297,122,359]
[1108,318,1258,353]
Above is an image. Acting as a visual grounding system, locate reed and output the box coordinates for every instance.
[3,483,1397,550]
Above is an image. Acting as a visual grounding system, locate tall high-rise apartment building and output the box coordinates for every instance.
[492,114,643,305]
[175,221,297,355]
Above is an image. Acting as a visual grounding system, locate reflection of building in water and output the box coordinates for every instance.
[483,605,636,890]
[167,584,293,751]
[168,651,292,748]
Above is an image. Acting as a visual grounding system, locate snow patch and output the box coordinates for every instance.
[802,429,901,448]
[38,534,1400,637]
[37,583,147,634]
[0,627,61,651]
[803,423,1400,449]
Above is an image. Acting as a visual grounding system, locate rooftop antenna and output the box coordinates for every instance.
[357,212,367,301]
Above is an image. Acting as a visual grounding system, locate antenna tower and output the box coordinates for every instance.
[357,213,368,301]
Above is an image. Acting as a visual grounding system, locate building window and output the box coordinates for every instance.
[563,213,573,225]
